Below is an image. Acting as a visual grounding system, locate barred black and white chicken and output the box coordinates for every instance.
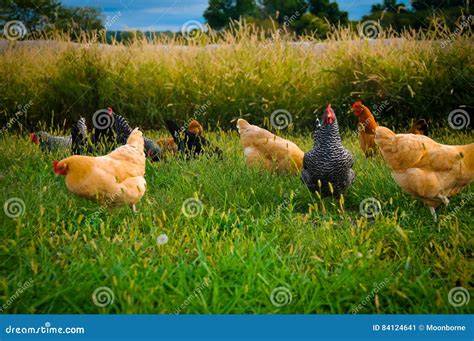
[69,109,160,161]
[114,114,161,162]
[30,131,72,152]
[301,104,355,197]
[71,117,89,155]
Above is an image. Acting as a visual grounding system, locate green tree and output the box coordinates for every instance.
[290,12,329,37]
[204,0,256,29]
[263,0,306,23]
[411,0,467,11]
[0,0,103,37]
[308,0,348,25]
[371,0,407,13]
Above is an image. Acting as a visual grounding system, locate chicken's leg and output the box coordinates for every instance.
[436,194,449,205]
[429,207,437,222]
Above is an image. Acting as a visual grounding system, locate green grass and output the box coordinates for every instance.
[0,128,472,314]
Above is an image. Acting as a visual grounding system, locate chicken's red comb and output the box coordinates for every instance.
[52,160,59,168]
[30,132,36,142]
[352,101,363,109]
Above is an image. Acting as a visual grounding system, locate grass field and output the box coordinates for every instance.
[0,127,472,314]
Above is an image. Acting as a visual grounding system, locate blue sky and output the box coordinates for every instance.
[62,0,410,32]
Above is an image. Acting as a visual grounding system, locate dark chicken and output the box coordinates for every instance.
[164,119,222,159]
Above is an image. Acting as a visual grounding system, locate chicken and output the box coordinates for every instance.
[407,119,429,136]
[351,101,378,157]
[53,128,146,211]
[71,117,88,155]
[156,119,203,155]
[70,111,161,161]
[31,131,72,152]
[114,114,161,162]
[165,119,222,159]
[374,126,474,221]
[236,118,304,174]
[301,104,355,197]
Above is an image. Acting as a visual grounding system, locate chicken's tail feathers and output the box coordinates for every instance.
[236,119,250,134]
[71,116,88,154]
[127,128,144,148]
[413,119,429,136]
[164,119,182,143]
[114,114,133,144]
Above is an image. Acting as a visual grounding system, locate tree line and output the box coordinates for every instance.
[0,0,471,41]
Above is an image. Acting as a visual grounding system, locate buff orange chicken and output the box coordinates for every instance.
[375,126,474,221]
[53,128,146,211]
[236,119,304,174]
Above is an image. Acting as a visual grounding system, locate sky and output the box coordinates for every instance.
[61,0,411,32]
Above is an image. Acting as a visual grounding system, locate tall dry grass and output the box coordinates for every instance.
[0,22,472,132]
